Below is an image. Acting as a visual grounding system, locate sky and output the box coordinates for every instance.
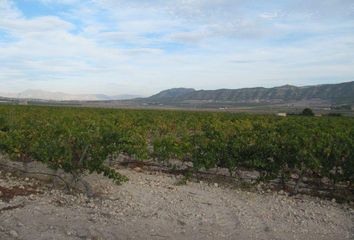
[0,0,354,96]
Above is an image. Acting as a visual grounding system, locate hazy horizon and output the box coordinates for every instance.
[1,0,354,95]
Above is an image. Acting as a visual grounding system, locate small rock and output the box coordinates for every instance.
[214,183,219,188]
[134,167,143,172]
[17,222,24,227]
[331,198,336,203]
[28,194,36,200]
[290,173,299,179]
[76,228,88,238]
[321,177,330,185]
[177,219,186,226]
[24,177,29,181]
[9,230,18,238]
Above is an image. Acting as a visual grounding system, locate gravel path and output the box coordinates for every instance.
[0,167,353,240]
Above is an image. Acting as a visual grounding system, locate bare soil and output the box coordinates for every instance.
[0,164,353,240]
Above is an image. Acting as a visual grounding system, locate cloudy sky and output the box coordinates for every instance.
[0,0,354,96]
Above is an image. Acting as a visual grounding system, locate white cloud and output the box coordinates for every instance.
[260,11,281,20]
[0,0,21,18]
[0,0,353,95]
[39,0,80,4]
[0,16,74,35]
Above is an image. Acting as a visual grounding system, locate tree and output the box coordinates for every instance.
[302,108,314,116]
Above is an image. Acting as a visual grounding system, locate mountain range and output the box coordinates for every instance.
[1,81,353,107]
[0,89,141,101]
[143,81,354,106]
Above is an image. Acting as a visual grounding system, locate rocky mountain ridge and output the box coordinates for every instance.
[146,81,354,105]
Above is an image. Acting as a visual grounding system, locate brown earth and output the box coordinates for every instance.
[0,162,353,240]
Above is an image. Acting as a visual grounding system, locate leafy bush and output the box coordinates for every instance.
[301,108,314,116]
[0,105,352,193]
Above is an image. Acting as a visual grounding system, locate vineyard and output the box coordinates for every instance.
[0,105,353,197]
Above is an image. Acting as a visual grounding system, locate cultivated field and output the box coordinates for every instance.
[0,105,353,239]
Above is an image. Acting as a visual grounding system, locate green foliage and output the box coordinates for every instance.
[301,108,314,116]
[0,105,353,189]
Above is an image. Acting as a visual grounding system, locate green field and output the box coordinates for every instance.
[0,105,353,193]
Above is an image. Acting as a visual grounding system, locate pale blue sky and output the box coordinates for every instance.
[0,0,354,95]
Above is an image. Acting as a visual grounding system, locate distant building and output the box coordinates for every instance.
[277,113,287,117]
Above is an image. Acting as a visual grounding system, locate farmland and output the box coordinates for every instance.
[0,105,353,239]
[0,105,353,196]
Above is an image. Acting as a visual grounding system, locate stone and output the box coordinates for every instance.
[134,167,143,172]
[9,230,18,238]
[17,222,24,228]
[290,173,299,179]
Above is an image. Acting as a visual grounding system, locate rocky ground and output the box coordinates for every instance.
[0,164,353,240]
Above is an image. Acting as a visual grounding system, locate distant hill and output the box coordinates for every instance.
[0,89,142,101]
[110,94,142,100]
[143,81,354,106]
[1,81,353,108]
[148,88,196,100]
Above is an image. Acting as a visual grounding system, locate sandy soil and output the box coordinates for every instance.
[0,165,353,240]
